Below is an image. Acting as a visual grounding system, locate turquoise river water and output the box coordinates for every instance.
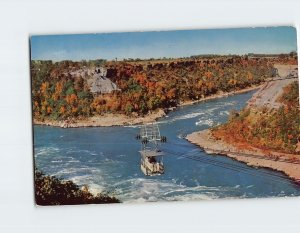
[34,90,300,203]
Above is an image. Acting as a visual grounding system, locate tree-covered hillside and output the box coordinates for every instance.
[212,81,300,154]
[31,54,297,122]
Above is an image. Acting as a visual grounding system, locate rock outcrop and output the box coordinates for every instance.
[70,66,120,94]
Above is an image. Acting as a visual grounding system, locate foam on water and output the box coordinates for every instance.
[111,178,238,203]
[66,149,98,156]
[68,160,80,163]
[35,147,60,157]
[219,110,229,116]
[123,124,142,129]
[169,112,206,122]
[51,160,63,163]
[195,119,214,126]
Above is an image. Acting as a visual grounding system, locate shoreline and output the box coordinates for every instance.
[186,65,300,183]
[34,109,166,128]
[33,84,262,128]
[178,84,261,106]
[186,129,300,183]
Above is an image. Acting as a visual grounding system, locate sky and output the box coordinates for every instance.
[30,26,297,61]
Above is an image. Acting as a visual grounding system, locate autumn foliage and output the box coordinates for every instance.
[212,81,300,154]
[35,169,120,205]
[31,54,297,121]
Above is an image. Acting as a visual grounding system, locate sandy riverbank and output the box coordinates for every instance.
[186,130,300,182]
[34,109,166,128]
[34,84,262,128]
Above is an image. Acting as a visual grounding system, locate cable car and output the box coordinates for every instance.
[140,149,164,176]
[137,123,166,176]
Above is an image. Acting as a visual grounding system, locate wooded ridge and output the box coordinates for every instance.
[31,54,297,122]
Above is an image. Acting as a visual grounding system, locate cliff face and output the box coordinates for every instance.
[70,67,120,94]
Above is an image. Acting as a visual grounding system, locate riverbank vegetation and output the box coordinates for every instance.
[212,81,300,154]
[31,54,297,122]
[34,169,120,205]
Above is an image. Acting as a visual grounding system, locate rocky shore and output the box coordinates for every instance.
[34,109,166,128]
[186,130,300,182]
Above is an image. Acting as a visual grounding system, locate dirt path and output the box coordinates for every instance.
[247,65,298,109]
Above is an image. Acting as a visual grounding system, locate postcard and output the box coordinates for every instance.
[31,26,299,205]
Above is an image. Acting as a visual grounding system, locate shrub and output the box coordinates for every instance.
[34,169,120,205]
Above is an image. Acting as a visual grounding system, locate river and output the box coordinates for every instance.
[34,90,300,203]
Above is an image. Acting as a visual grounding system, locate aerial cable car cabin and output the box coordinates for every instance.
[136,123,166,176]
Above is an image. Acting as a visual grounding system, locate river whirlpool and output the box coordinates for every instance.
[34,90,300,203]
